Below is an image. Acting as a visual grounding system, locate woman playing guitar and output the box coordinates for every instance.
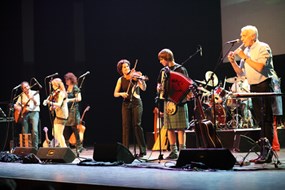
[63,72,84,153]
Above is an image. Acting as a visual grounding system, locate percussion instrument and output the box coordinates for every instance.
[166,71,194,105]
[195,80,216,87]
[205,71,218,87]
[213,86,228,104]
[203,103,226,128]
[230,77,250,101]
[226,96,240,108]
[226,76,247,83]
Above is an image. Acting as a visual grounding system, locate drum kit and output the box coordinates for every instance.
[195,72,254,129]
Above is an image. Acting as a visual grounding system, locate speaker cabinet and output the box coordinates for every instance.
[93,142,135,164]
[36,147,76,163]
[13,147,38,157]
[176,148,236,170]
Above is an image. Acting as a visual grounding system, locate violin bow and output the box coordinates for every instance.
[125,59,138,95]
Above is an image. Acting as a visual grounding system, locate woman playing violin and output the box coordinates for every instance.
[43,78,68,147]
[114,59,147,157]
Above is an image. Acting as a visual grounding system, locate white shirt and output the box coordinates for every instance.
[240,40,275,85]
[16,90,40,112]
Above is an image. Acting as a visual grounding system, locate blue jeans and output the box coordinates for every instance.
[22,111,39,149]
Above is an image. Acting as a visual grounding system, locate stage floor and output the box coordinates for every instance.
[1,147,285,190]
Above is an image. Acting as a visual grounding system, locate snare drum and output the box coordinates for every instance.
[214,86,227,104]
[215,86,227,98]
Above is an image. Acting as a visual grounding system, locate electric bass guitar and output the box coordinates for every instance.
[69,106,90,145]
[14,91,39,123]
[191,84,222,148]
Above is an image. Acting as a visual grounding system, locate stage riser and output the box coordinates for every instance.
[146,128,285,152]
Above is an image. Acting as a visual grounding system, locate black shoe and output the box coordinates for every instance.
[138,152,146,157]
[166,151,178,159]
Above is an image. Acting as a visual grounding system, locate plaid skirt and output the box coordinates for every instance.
[164,102,189,130]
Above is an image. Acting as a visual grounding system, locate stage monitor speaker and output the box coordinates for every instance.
[36,147,76,163]
[93,142,135,164]
[176,148,236,170]
[13,147,37,157]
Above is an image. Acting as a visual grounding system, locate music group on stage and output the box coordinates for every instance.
[14,72,85,154]
[12,25,282,164]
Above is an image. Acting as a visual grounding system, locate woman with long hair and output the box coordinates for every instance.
[43,78,69,147]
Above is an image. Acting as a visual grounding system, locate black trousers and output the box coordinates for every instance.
[250,78,274,144]
[122,98,146,153]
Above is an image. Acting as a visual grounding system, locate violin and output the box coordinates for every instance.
[125,70,149,81]
[43,89,60,106]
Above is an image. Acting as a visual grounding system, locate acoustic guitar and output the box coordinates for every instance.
[14,91,39,123]
[191,85,222,148]
[69,106,90,145]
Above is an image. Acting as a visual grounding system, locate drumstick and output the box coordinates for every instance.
[223,76,226,89]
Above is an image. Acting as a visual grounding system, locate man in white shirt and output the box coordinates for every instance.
[14,81,40,149]
[227,25,276,163]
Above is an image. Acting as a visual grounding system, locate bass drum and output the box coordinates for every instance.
[203,103,226,129]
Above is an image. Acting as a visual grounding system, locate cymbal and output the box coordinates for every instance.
[226,76,247,83]
[195,80,206,85]
[205,71,218,87]
[197,86,210,94]
[195,79,216,87]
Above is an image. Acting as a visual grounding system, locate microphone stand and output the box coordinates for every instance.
[155,95,164,162]
[204,42,237,130]
[44,76,57,147]
[78,75,87,89]
[6,88,19,152]
[44,76,55,129]
[76,75,87,157]
[174,46,202,71]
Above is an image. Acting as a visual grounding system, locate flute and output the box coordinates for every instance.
[234,43,244,55]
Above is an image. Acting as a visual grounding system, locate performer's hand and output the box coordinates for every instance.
[43,100,49,106]
[227,51,235,63]
[186,92,194,100]
[120,92,128,98]
[14,104,21,111]
[157,84,163,92]
[235,48,247,60]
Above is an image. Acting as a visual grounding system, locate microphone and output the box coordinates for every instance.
[226,39,240,44]
[0,107,6,117]
[79,71,90,78]
[45,72,58,78]
[199,45,203,56]
[33,77,43,89]
[13,84,21,90]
